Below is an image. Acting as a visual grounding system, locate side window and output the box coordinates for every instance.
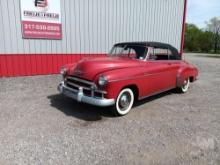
[167,49,172,56]
[148,47,180,61]
[168,49,179,60]
[154,48,169,60]
[128,49,137,58]
[154,48,167,55]
[111,46,124,55]
[121,47,137,58]
[148,47,157,60]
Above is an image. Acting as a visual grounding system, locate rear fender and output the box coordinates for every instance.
[176,66,198,87]
[176,67,190,87]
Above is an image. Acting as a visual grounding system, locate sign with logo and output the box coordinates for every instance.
[20,0,62,39]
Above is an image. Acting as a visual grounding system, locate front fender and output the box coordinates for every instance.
[95,67,144,99]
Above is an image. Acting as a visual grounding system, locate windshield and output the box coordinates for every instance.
[108,44,148,60]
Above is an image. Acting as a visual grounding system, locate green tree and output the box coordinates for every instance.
[198,31,213,52]
[184,22,216,53]
[184,23,202,52]
[206,17,220,53]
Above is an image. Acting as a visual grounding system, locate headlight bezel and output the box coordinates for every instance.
[98,75,108,86]
[60,67,67,76]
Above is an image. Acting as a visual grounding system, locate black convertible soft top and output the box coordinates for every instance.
[114,42,179,56]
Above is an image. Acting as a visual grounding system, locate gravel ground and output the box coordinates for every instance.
[0,54,219,165]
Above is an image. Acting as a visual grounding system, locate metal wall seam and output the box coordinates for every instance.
[0,0,5,53]
[1,1,10,54]
[64,0,71,54]
[0,1,4,76]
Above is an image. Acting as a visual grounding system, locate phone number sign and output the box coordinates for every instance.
[20,0,62,39]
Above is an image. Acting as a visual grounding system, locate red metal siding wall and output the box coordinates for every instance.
[0,54,106,77]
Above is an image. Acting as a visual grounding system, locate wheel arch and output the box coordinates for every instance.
[121,84,139,101]
[176,67,196,87]
[189,76,195,83]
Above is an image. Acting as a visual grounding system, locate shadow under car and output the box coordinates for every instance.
[47,89,177,121]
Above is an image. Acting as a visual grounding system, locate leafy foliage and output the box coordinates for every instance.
[184,17,220,53]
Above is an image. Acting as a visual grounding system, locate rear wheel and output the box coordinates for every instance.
[112,88,134,116]
[179,78,190,93]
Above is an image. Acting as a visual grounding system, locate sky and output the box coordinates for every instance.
[187,0,220,28]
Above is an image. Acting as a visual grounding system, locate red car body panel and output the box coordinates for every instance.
[63,56,198,100]
[58,42,198,113]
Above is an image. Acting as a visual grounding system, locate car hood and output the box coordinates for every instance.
[70,57,142,80]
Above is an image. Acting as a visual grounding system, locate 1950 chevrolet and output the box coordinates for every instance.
[58,42,198,116]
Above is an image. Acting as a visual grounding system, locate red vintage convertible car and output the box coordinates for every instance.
[58,42,198,116]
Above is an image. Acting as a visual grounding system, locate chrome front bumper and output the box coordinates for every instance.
[58,81,115,107]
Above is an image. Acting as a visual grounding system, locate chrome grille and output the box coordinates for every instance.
[65,76,106,98]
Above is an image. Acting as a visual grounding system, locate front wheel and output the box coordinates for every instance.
[112,88,134,116]
[179,78,190,93]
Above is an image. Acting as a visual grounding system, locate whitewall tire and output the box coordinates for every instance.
[180,78,190,93]
[112,88,134,116]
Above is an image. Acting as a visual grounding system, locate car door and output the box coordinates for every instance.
[165,60,181,87]
[143,61,173,95]
[140,47,178,97]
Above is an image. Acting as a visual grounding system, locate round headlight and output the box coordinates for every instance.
[98,75,108,86]
[60,67,67,75]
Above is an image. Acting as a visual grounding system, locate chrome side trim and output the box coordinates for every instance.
[138,86,175,100]
[109,72,167,83]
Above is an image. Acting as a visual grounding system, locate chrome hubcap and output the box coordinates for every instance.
[182,79,189,92]
[119,92,131,111]
[183,80,188,89]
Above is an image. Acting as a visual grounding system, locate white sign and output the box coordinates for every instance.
[20,0,62,39]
